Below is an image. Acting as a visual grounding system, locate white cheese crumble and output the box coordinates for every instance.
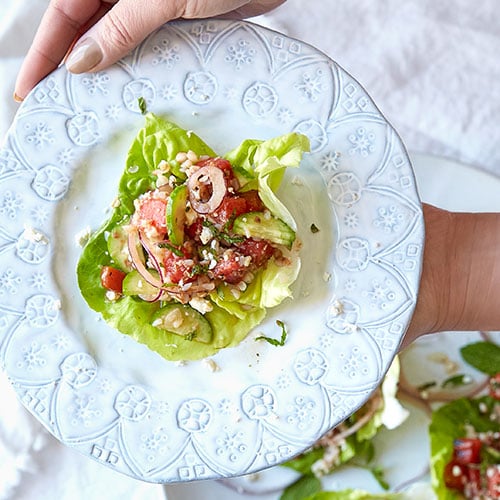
[105,291,120,301]
[74,226,92,246]
[189,297,213,314]
[22,225,48,244]
[328,299,344,316]
[50,299,62,311]
[200,226,213,245]
[110,197,121,208]
[203,358,220,372]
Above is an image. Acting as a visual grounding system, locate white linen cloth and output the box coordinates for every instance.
[0,1,499,499]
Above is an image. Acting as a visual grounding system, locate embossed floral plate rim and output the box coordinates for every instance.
[0,19,423,483]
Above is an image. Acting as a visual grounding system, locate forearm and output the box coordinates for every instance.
[403,203,500,346]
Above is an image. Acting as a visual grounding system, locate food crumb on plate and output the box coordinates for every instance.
[328,299,344,316]
[203,358,220,372]
[74,226,92,246]
[22,225,48,244]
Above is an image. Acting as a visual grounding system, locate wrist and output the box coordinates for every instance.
[405,203,500,346]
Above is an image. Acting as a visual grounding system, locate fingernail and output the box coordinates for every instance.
[65,38,103,74]
[13,93,24,103]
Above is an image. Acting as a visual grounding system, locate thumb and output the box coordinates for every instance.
[65,0,251,74]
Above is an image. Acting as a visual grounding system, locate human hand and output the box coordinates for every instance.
[14,0,285,101]
[401,203,500,349]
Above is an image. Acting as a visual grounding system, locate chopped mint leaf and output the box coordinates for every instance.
[138,97,147,115]
[158,242,184,257]
[255,320,288,346]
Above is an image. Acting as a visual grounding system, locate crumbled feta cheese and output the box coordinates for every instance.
[105,291,120,301]
[158,160,169,172]
[110,197,121,208]
[22,225,49,244]
[343,322,358,333]
[50,299,62,311]
[155,173,169,188]
[74,226,92,246]
[203,358,220,372]
[328,299,344,316]
[200,226,213,244]
[189,297,213,314]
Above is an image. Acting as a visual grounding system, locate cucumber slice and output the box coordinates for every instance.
[152,304,213,343]
[166,184,188,245]
[232,211,296,248]
[122,269,160,297]
[107,223,139,271]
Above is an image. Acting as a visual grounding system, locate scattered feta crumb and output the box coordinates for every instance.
[189,297,213,314]
[203,358,220,372]
[105,290,120,301]
[74,226,92,246]
[110,197,121,208]
[328,299,344,316]
[323,272,331,282]
[200,226,213,244]
[291,175,304,186]
[22,225,48,244]
[50,299,62,311]
[343,322,358,333]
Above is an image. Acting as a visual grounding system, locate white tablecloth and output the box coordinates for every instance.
[1,1,499,499]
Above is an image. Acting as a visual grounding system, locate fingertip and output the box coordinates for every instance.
[65,38,103,74]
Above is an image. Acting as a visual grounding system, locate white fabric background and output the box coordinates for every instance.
[1,1,499,498]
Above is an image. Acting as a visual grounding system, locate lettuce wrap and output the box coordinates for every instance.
[77,113,309,361]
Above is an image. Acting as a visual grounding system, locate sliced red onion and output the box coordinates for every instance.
[137,230,165,280]
[187,165,226,214]
[127,229,163,289]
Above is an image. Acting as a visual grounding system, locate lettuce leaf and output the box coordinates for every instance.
[225,132,309,229]
[280,480,405,500]
[429,395,499,500]
[77,113,309,361]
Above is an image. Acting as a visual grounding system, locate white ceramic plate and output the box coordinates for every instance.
[0,20,423,483]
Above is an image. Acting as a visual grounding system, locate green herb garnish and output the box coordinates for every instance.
[138,96,147,115]
[255,320,288,346]
[310,223,320,233]
[158,242,184,257]
[202,219,245,245]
